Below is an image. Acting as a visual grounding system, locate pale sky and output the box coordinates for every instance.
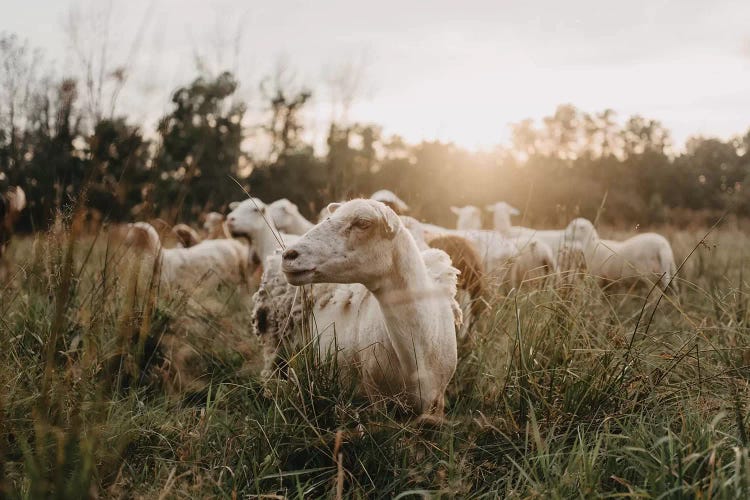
[2,0,750,151]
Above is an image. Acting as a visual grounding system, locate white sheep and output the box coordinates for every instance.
[268,198,314,235]
[565,217,677,291]
[254,199,461,417]
[124,222,255,290]
[226,198,299,264]
[485,201,572,256]
[451,205,482,231]
[371,189,410,214]
[446,207,558,288]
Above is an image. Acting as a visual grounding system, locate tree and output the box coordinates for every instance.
[155,71,246,221]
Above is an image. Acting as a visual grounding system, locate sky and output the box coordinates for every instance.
[1,0,749,151]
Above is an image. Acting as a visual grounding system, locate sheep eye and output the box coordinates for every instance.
[353,219,372,230]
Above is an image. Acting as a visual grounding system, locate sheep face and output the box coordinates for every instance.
[281,199,400,288]
[451,205,482,230]
[226,198,268,238]
[268,199,301,233]
[565,217,597,244]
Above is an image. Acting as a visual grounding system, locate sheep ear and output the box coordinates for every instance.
[485,205,495,212]
[377,205,400,239]
[228,201,240,210]
[450,206,461,215]
[509,206,521,216]
[327,202,342,214]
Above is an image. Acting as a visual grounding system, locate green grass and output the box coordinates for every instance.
[2,220,750,498]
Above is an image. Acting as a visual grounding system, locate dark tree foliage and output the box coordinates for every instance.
[154,71,246,222]
[2,32,750,233]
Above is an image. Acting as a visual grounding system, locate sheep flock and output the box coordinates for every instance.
[0,186,679,422]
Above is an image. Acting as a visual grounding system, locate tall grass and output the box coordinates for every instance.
[1,220,750,497]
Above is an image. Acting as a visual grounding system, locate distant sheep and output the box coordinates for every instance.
[565,217,677,291]
[268,198,314,235]
[124,221,255,291]
[226,198,299,265]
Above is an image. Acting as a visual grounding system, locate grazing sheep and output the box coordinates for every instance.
[254,199,461,417]
[414,213,556,289]
[485,201,572,256]
[124,222,254,290]
[226,198,299,264]
[565,217,677,291]
[371,189,410,214]
[268,198,315,235]
[451,205,482,231]
[203,212,231,239]
[173,224,201,248]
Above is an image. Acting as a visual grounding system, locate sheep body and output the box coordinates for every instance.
[566,218,677,291]
[125,222,254,290]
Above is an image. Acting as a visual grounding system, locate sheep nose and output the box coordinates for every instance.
[282,248,299,261]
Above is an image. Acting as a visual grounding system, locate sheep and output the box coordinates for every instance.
[485,201,572,256]
[173,223,201,248]
[565,217,677,291]
[203,212,231,239]
[268,198,315,235]
[123,221,255,291]
[371,189,410,214]
[451,205,482,231]
[0,186,26,262]
[254,199,461,418]
[226,198,299,264]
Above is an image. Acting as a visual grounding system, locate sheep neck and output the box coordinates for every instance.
[369,231,437,380]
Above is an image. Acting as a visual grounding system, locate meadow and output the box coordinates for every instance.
[1,218,750,498]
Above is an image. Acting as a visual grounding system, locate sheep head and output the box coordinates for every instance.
[450,205,482,230]
[268,199,302,233]
[281,199,401,289]
[226,198,269,238]
[565,217,598,245]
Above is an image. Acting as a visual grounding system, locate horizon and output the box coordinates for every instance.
[1,0,750,152]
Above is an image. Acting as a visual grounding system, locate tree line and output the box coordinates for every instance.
[1,33,749,233]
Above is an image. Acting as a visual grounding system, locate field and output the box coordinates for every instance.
[2,220,750,498]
